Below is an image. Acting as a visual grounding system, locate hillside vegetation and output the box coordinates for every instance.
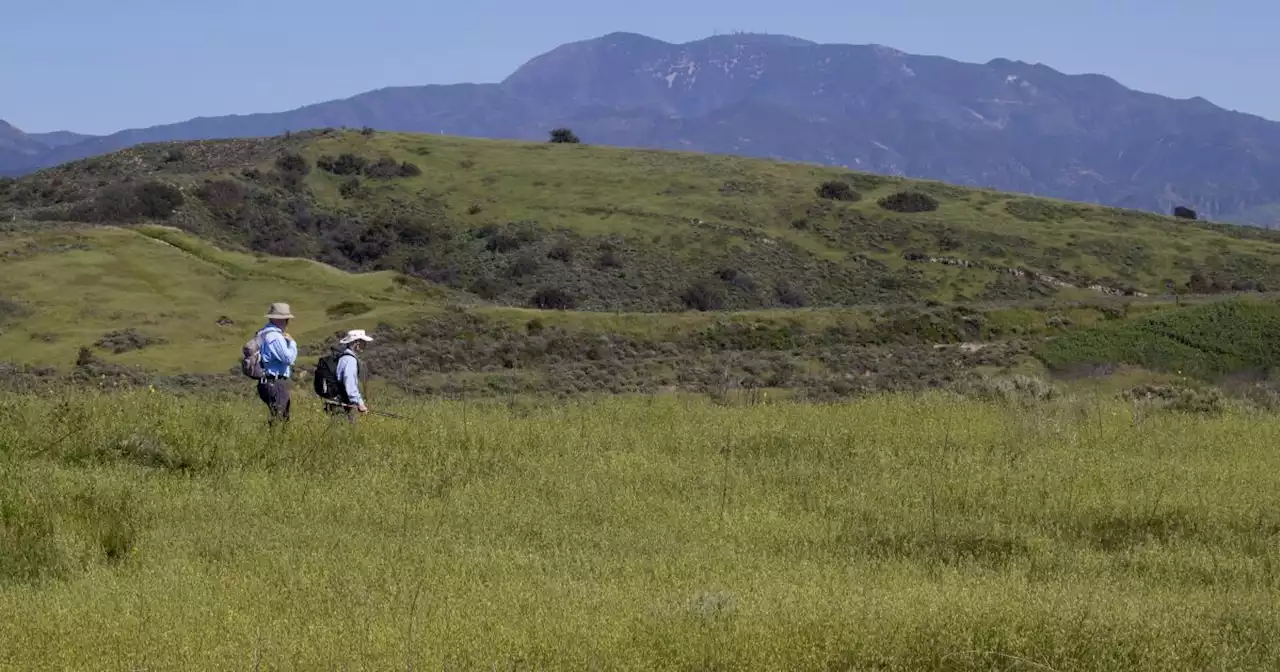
[5,129,1280,316]
[9,221,1251,401]
[1041,297,1280,380]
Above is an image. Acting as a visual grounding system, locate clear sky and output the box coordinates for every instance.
[4,0,1273,135]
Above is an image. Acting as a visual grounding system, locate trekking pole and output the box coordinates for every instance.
[323,399,407,420]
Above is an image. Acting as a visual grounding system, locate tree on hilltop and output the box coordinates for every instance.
[549,128,581,144]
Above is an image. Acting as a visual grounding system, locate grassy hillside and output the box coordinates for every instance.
[0,225,439,373]
[2,220,1212,399]
[6,129,1280,314]
[1040,297,1280,380]
[3,390,1279,669]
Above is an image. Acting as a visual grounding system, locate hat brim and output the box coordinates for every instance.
[266,312,294,319]
[341,335,374,344]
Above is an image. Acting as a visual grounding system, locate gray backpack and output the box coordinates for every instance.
[240,330,265,379]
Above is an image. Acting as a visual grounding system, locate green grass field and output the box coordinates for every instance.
[2,390,1278,670]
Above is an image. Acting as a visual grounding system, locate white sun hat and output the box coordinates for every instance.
[340,329,374,345]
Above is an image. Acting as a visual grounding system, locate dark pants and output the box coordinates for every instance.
[257,377,292,424]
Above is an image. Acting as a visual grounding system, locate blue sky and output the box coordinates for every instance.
[4,0,1272,134]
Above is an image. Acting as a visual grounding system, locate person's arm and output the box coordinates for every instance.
[261,330,297,368]
[338,355,366,409]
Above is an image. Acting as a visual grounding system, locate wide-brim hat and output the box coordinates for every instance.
[265,302,294,319]
[340,329,374,345]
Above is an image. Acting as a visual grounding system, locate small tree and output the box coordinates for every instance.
[1173,205,1198,220]
[549,128,581,144]
[133,181,185,219]
[878,190,939,214]
[681,279,726,312]
[530,286,576,310]
[816,180,860,202]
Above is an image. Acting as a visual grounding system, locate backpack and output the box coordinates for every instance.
[313,350,355,401]
[240,330,265,379]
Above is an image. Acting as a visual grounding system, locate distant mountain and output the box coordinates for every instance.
[6,32,1280,225]
[0,120,51,173]
[0,121,98,175]
[27,130,97,148]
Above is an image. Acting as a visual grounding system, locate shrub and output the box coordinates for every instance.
[275,152,310,178]
[482,225,539,253]
[0,297,31,325]
[339,177,365,199]
[530,286,576,310]
[94,329,165,354]
[963,375,1059,406]
[878,191,939,213]
[363,157,402,179]
[135,181,185,219]
[597,249,622,269]
[163,147,186,163]
[816,180,861,202]
[508,253,541,278]
[547,241,574,262]
[776,283,808,308]
[326,300,373,319]
[362,157,420,179]
[682,279,726,312]
[469,276,507,300]
[317,153,368,176]
[1173,205,1198,220]
[71,181,184,223]
[1124,384,1225,415]
[196,179,249,218]
[549,128,581,144]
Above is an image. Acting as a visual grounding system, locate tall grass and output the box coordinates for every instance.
[1,389,1278,669]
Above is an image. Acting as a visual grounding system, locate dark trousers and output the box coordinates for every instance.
[257,377,292,424]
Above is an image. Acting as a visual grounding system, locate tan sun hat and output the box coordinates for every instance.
[265,302,294,319]
[340,329,374,345]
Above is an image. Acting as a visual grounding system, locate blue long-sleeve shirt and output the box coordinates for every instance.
[335,348,363,405]
[258,324,297,378]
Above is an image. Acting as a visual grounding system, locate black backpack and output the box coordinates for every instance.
[313,350,356,401]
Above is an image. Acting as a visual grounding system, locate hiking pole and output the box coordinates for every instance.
[323,399,407,420]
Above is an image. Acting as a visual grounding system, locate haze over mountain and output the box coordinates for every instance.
[4,31,1279,225]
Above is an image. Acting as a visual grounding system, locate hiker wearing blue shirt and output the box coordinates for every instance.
[321,329,373,422]
[256,302,298,424]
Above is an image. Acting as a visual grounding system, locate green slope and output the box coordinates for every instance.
[1039,297,1280,380]
[0,225,437,373]
[6,129,1280,314]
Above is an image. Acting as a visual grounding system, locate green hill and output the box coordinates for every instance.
[5,129,1280,398]
[0,219,1223,401]
[6,129,1280,315]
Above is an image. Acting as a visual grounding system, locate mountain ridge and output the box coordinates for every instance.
[5,32,1280,225]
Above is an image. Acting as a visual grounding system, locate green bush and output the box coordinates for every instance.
[878,191,939,213]
[549,128,581,144]
[682,279,726,311]
[530,286,576,310]
[325,300,373,319]
[816,180,860,202]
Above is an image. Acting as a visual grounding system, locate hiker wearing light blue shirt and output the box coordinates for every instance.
[256,302,298,423]
[328,329,373,421]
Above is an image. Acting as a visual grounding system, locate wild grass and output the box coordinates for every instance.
[1,389,1278,669]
